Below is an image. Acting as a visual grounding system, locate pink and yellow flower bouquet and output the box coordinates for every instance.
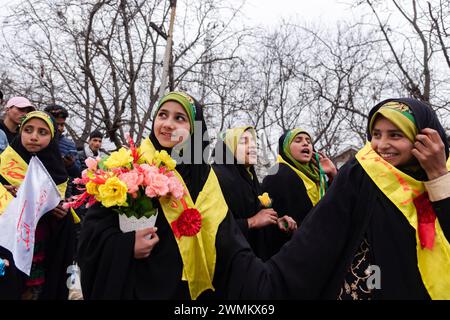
[65,136,185,231]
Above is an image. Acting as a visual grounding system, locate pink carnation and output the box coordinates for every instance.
[166,171,174,178]
[119,170,144,194]
[168,176,184,199]
[145,173,169,197]
[140,164,160,185]
[85,157,98,171]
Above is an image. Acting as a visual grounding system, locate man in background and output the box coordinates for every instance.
[78,129,105,171]
[44,104,81,196]
[0,96,35,144]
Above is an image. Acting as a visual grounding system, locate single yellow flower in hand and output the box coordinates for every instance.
[258,192,272,208]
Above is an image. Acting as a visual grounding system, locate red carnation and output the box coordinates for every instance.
[413,192,436,249]
[171,208,202,239]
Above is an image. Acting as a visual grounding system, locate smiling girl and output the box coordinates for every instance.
[78,92,258,299]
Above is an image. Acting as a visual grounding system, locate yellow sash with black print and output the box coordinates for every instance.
[277,155,322,206]
[140,138,227,300]
[356,143,450,299]
[0,146,80,223]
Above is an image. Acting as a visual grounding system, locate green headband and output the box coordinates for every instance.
[156,91,196,134]
[369,102,417,142]
[20,111,55,138]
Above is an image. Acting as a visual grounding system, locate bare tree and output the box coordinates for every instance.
[362,0,450,109]
[0,0,247,149]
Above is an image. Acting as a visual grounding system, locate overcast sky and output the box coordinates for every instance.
[240,0,357,27]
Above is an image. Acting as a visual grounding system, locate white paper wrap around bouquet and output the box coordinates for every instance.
[118,209,158,233]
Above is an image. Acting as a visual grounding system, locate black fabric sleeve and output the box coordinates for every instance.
[266,160,368,299]
[77,205,135,299]
[235,217,249,236]
[432,197,450,243]
[213,212,276,299]
[217,160,367,299]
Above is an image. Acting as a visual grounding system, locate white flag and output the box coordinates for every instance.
[0,156,61,275]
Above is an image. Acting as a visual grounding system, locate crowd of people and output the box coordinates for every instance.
[0,90,449,300]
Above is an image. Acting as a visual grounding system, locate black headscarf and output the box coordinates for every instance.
[278,132,292,164]
[367,98,449,179]
[8,113,68,185]
[150,94,211,202]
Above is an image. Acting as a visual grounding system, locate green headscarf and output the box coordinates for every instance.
[282,129,320,180]
[369,101,417,143]
[281,128,328,198]
[156,91,197,134]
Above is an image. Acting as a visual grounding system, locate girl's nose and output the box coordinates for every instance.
[378,136,391,149]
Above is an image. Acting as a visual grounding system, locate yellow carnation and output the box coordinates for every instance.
[154,150,176,170]
[85,181,99,196]
[258,192,272,208]
[104,148,133,169]
[97,177,128,208]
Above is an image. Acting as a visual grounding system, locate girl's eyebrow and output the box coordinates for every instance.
[373,129,402,133]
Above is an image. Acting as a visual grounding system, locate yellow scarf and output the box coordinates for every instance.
[277,154,321,206]
[447,156,450,170]
[356,142,450,299]
[140,138,228,299]
[223,126,255,156]
[0,146,79,223]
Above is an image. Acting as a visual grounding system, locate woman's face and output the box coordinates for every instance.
[371,116,414,167]
[235,130,257,166]
[154,101,191,148]
[21,118,52,153]
[289,133,313,164]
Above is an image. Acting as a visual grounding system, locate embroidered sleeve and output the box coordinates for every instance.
[424,172,450,202]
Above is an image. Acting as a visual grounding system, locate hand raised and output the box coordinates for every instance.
[411,128,447,180]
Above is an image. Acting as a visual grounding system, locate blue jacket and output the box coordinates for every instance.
[59,134,81,178]
[0,129,8,152]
